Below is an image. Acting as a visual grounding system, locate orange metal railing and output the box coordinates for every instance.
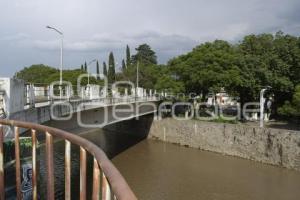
[0,119,137,200]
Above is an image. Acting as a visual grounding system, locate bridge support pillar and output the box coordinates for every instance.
[0,78,25,118]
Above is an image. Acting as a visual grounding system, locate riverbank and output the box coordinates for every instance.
[148,118,300,171]
[113,139,300,200]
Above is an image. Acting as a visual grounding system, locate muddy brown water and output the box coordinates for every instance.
[112,140,300,200]
[28,128,300,200]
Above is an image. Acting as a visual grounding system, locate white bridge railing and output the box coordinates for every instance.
[24,83,161,109]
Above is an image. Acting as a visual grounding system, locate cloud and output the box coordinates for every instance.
[1,0,300,76]
[0,33,29,41]
[30,31,196,57]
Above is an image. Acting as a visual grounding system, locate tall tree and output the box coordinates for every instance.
[81,64,84,71]
[122,59,126,71]
[278,84,300,120]
[96,60,100,80]
[131,44,157,65]
[108,52,116,84]
[84,62,87,72]
[126,45,131,67]
[103,62,108,77]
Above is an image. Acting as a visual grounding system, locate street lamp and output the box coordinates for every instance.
[260,86,272,128]
[87,59,97,85]
[135,61,139,99]
[46,26,63,85]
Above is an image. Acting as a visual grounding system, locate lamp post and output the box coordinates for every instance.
[260,86,271,128]
[46,26,63,85]
[46,26,63,98]
[87,59,97,85]
[136,61,139,99]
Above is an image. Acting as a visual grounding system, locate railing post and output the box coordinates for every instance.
[46,132,55,200]
[65,140,71,200]
[31,130,37,200]
[102,173,111,200]
[80,147,87,200]
[92,158,100,200]
[14,127,22,200]
[0,125,4,200]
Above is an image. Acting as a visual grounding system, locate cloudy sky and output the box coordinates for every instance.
[1,0,300,77]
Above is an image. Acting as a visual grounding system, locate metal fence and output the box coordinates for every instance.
[0,119,137,200]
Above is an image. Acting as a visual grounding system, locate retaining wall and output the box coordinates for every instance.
[148,118,300,171]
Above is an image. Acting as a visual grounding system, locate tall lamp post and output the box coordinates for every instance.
[46,26,63,98]
[46,26,63,85]
[136,61,139,99]
[260,86,272,128]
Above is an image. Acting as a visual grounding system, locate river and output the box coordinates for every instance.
[40,127,300,200]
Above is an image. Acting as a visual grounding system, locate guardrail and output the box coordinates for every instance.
[0,119,137,200]
[24,83,160,107]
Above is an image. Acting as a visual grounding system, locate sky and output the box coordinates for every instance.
[0,0,300,77]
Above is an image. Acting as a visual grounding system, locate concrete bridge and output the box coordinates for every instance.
[0,78,160,138]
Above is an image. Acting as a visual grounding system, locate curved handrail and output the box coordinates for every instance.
[0,119,137,200]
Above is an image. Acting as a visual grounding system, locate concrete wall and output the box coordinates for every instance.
[104,114,154,139]
[0,78,25,117]
[148,118,300,171]
[46,102,157,132]
[5,101,157,139]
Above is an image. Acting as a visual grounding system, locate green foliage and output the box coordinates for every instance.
[237,32,298,111]
[131,44,157,65]
[84,62,87,72]
[122,59,126,71]
[278,85,300,118]
[96,60,100,80]
[155,75,185,94]
[103,62,108,76]
[14,64,58,84]
[14,65,99,86]
[126,45,131,67]
[213,117,238,124]
[108,52,116,84]
[168,40,239,96]
[4,137,33,163]
[167,32,300,118]
[14,32,300,121]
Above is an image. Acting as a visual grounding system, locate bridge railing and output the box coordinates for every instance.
[0,119,137,200]
[24,83,160,108]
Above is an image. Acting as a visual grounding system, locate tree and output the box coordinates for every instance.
[122,59,126,71]
[168,40,239,98]
[238,33,296,115]
[14,64,98,86]
[103,62,108,77]
[108,52,116,84]
[155,66,185,94]
[96,60,100,80]
[166,33,300,119]
[126,45,131,67]
[81,64,84,71]
[278,85,300,119]
[14,64,58,84]
[84,62,87,72]
[131,44,157,65]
